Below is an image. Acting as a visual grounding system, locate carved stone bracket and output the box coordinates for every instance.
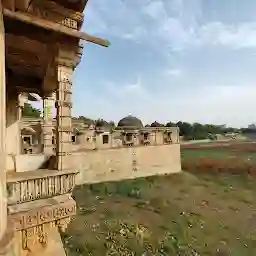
[20,216,71,250]
[55,217,71,232]
[9,196,76,231]
[21,224,47,250]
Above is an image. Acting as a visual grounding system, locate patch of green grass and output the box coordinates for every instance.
[62,171,256,255]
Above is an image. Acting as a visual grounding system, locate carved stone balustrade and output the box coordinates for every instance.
[7,169,78,205]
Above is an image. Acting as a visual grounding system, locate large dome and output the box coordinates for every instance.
[117,115,143,129]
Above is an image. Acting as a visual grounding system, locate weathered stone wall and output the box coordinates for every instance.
[70,144,181,184]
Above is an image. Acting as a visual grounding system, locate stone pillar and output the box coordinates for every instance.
[43,93,55,155]
[56,64,73,170]
[0,0,7,241]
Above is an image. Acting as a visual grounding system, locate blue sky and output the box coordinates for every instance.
[36,0,256,127]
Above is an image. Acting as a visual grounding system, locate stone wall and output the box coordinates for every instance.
[70,144,181,184]
[6,98,20,156]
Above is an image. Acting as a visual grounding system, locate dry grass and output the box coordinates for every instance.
[181,142,256,175]
[181,141,256,153]
[61,142,256,255]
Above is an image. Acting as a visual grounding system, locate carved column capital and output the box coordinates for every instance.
[57,65,73,84]
[56,43,83,69]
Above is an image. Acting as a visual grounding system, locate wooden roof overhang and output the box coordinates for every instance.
[4,0,89,14]
[3,2,109,96]
[54,0,89,12]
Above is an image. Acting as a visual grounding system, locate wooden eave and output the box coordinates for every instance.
[3,8,110,47]
[54,0,89,12]
[6,69,43,95]
[4,0,89,13]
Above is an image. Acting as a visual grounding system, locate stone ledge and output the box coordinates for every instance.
[8,195,76,231]
[7,169,79,183]
[7,169,78,205]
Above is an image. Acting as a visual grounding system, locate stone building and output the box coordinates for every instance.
[0,0,109,255]
[19,115,180,154]
[16,114,181,183]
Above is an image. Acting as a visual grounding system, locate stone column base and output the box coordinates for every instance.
[0,221,67,256]
[0,220,15,256]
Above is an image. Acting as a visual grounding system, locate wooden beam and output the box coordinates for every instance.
[3,8,110,47]
[14,0,30,11]
[3,0,15,11]
[7,69,43,93]
[4,18,60,44]
[53,0,88,12]
[6,33,48,54]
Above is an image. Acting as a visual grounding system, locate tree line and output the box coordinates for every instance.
[22,103,254,140]
[73,117,240,141]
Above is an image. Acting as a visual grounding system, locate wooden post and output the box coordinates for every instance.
[0,0,7,241]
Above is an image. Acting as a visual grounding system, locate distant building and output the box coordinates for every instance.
[248,124,256,129]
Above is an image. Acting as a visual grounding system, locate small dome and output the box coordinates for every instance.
[21,127,36,134]
[95,119,110,128]
[117,115,143,129]
[151,121,164,127]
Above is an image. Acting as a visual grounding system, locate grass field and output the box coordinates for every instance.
[62,142,256,255]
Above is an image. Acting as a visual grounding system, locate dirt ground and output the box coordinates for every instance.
[62,169,256,255]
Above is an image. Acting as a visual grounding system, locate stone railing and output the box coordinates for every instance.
[7,169,78,205]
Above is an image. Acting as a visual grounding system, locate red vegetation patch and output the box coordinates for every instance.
[181,142,256,153]
[182,158,256,175]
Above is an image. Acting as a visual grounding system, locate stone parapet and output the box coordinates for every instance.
[7,169,78,205]
[4,169,79,255]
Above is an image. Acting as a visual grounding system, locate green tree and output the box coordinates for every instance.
[95,118,109,127]
[166,121,176,127]
[176,121,193,139]
[22,103,41,118]
[109,121,116,128]
[76,116,94,125]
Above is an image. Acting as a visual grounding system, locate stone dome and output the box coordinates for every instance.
[151,121,162,127]
[117,115,143,129]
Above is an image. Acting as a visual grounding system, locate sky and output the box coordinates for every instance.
[36,0,256,128]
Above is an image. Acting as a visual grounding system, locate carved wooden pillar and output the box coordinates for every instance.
[43,92,55,155]
[0,0,7,241]
[55,60,73,170]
